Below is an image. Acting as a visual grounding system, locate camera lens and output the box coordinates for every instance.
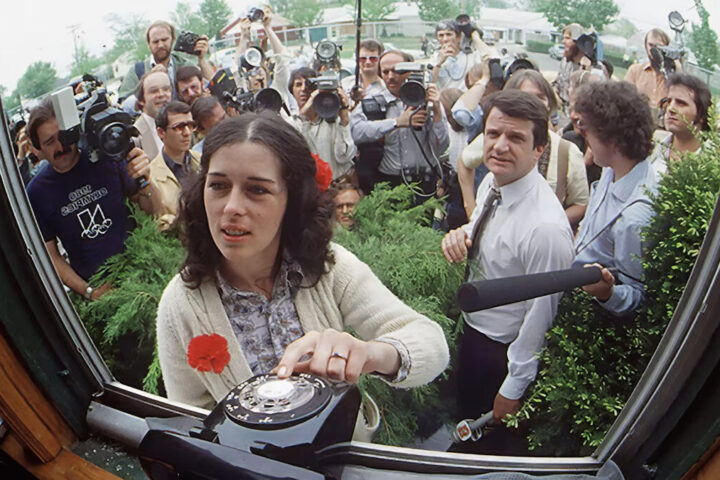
[316,40,337,61]
[399,81,426,107]
[99,123,131,159]
[254,88,283,113]
[314,91,342,120]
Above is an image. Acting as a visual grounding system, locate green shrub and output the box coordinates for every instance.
[334,184,465,445]
[512,108,720,455]
[73,205,184,392]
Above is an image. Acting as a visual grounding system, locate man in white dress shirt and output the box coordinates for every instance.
[442,90,574,453]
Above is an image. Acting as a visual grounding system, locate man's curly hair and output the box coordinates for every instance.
[573,81,654,162]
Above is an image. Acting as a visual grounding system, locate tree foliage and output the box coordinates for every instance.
[71,43,104,77]
[512,107,720,454]
[198,0,233,39]
[529,0,619,31]
[172,1,206,35]
[16,62,58,100]
[362,0,397,22]
[105,12,150,63]
[270,0,323,27]
[689,0,720,71]
[417,0,459,22]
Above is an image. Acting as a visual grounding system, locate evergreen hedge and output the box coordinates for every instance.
[511,111,720,455]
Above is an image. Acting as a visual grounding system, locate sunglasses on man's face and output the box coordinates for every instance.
[359,55,379,63]
[168,120,197,132]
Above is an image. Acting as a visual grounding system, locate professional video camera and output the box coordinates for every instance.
[488,53,538,90]
[315,39,342,70]
[175,31,202,56]
[50,74,146,187]
[394,62,430,107]
[307,73,342,121]
[247,6,264,22]
[208,68,284,114]
[650,11,687,79]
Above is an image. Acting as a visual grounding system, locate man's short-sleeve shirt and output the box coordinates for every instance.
[26,151,138,280]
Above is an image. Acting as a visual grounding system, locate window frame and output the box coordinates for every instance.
[1,102,718,475]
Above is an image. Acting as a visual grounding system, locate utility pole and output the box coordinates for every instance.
[68,24,81,62]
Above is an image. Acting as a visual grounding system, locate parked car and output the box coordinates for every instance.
[549,43,565,60]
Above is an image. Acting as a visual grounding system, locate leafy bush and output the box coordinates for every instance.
[73,206,184,392]
[512,110,720,454]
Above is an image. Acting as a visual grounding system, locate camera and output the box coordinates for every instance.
[49,74,146,187]
[208,68,284,114]
[239,46,265,72]
[315,39,342,70]
[575,32,601,64]
[649,11,687,79]
[394,62,429,107]
[307,73,342,121]
[488,53,538,89]
[175,31,201,55]
[247,6,264,22]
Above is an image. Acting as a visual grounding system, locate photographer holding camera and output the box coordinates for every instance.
[119,20,213,101]
[553,23,605,116]
[432,19,496,91]
[234,6,292,112]
[351,50,448,196]
[289,67,356,180]
[25,98,162,301]
[625,28,682,116]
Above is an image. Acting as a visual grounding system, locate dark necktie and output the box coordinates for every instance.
[467,185,501,261]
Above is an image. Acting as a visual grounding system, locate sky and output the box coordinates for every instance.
[2,0,719,92]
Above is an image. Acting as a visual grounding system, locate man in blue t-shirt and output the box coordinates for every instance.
[26,98,163,301]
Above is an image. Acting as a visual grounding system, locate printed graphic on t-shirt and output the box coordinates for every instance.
[61,184,109,216]
[78,204,113,239]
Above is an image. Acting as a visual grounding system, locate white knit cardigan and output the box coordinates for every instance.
[156,243,450,410]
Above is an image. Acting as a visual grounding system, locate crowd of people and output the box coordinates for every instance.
[9,6,715,453]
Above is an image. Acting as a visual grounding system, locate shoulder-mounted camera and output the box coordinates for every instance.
[394,62,429,107]
[208,68,284,114]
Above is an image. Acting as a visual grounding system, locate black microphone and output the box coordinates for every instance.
[458,266,618,313]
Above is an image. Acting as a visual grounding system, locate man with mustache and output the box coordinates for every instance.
[118,20,213,101]
[350,50,448,196]
[25,99,162,301]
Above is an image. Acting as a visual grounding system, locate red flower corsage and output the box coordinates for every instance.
[187,334,231,374]
[312,153,333,192]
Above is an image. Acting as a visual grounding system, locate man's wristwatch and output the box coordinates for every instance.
[84,285,94,300]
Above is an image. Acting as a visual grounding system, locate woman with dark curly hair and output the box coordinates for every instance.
[155,113,449,427]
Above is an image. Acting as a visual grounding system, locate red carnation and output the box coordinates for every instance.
[187,334,231,374]
[312,153,333,192]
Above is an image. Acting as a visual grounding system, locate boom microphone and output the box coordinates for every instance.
[458,266,618,313]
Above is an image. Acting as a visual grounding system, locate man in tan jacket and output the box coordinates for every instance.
[149,101,201,229]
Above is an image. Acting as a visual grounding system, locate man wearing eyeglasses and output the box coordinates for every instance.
[149,101,201,230]
[341,39,386,100]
